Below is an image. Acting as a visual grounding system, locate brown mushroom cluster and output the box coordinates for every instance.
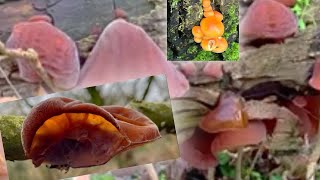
[21,97,161,168]
[191,0,228,53]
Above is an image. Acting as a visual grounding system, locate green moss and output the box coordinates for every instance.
[194,51,215,61]
[167,48,174,60]
[0,115,25,160]
[187,45,198,54]
[222,42,239,61]
[222,4,239,40]
[171,0,180,8]
[178,0,203,32]
[130,101,175,133]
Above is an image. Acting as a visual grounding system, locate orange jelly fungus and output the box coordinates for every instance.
[30,113,118,158]
[191,1,227,53]
[192,26,203,38]
[22,97,161,168]
[200,17,224,38]
[201,39,216,51]
[202,0,211,8]
[194,37,202,43]
[204,11,215,18]
[203,6,213,12]
[212,37,228,53]
[212,11,223,21]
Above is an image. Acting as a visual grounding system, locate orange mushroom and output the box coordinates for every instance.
[200,17,224,38]
[211,37,228,53]
[204,11,215,18]
[202,0,211,8]
[203,6,213,12]
[192,26,203,38]
[191,1,226,51]
[212,10,223,21]
[194,37,202,43]
[201,39,217,51]
[22,97,160,168]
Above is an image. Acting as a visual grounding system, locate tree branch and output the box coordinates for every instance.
[0,40,57,92]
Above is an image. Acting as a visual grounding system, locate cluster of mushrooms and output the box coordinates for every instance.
[191,0,228,53]
[5,14,188,97]
[177,0,313,171]
[22,97,161,168]
[176,60,320,171]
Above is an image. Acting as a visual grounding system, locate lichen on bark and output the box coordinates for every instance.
[0,115,25,161]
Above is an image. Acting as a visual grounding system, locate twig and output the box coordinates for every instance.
[245,143,265,180]
[0,40,56,92]
[112,0,116,10]
[144,163,158,180]
[0,62,22,99]
[236,147,244,180]
[142,76,154,101]
[207,167,215,180]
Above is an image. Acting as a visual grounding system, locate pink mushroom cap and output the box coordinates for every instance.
[240,0,297,45]
[77,19,189,98]
[286,95,320,138]
[202,62,224,79]
[6,15,80,90]
[211,121,267,155]
[274,0,297,7]
[180,62,197,77]
[180,128,217,169]
[309,58,320,91]
[199,91,248,133]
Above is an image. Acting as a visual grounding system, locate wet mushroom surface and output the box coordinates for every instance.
[22,97,161,168]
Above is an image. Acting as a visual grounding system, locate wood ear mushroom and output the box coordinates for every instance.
[21,97,160,168]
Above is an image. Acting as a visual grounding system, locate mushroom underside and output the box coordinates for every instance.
[29,113,130,168]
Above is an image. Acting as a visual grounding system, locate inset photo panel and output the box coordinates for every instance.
[167,0,239,61]
[0,75,179,180]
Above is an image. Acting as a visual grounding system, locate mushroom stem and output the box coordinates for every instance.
[236,147,244,180]
[207,167,215,180]
[144,164,158,180]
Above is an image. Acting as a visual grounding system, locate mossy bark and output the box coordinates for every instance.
[130,101,175,133]
[167,0,239,61]
[0,115,25,161]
